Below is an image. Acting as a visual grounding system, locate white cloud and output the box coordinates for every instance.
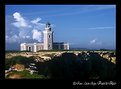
[90,38,102,45]
[31,17,46,30]
[32,29,42,42]
[13,12,24,22]
[6,35,19,43]
[88,26,115,30]
[26,36,30,39]
[18,30,29,38]
[12,12,31,28]
[30,17,47,32]
[90,39,96,44]
[6,12,46,44]
[31,17,42,24]
[22,35,30,39]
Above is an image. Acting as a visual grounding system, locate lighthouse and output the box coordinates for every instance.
[43,22,53,50]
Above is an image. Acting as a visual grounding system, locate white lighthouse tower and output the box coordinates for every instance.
[43,22,53,50]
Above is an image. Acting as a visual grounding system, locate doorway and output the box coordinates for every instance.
[28,47,32,51]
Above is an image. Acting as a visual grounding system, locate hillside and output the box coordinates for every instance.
[5,51,116,79]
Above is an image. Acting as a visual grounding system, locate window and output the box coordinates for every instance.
[48,44,50,47]
[49,35,51,38]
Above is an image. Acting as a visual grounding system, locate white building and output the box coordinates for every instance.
[20,22,69,52]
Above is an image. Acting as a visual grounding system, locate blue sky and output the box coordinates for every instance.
[5,5,116,50]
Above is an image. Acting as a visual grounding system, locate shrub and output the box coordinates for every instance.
[5,56,35,68]
[6,70,47,79]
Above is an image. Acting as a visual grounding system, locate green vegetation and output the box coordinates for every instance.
[6,50,31,53]
[5,56,35,69]
[5,51,116,79]
[34,52,116,79]
[37,50,69,52]
[99,48,115,51]
[6,70,48,79]
[42,53,56,58]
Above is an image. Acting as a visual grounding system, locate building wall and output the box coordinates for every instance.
[20,42,69,52]
[20,43,26,51]
[53,43,69,50]
[64,43,69,50]
[20,43,44,52]
[37,44,44,51]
